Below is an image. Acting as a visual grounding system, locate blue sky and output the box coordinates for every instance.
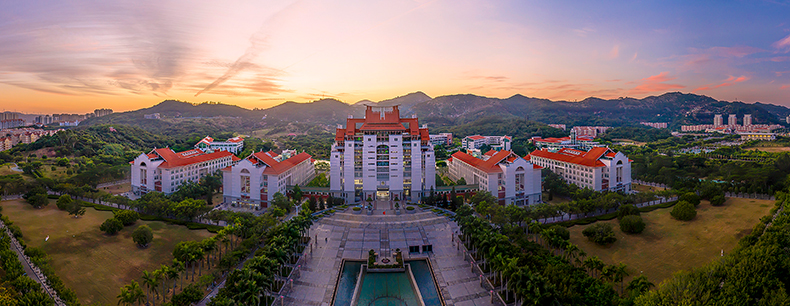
[0,0,789,113]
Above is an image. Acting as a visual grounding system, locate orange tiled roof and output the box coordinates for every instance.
[250,151,313,175]
[149,148,235,169]
[451,150,522,173]
[467,135,486,140]
[528,148,613,167]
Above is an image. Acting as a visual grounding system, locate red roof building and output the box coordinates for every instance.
[330,105,436,204]
[528,146,632,192]
[221,150,315,209]
[448,150,542,205]
[131,147,239,195]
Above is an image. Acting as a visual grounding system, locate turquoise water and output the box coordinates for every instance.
[335,261,363,306]
[334,260,443,306]
[356,271,420,306]
[407,260,442,306]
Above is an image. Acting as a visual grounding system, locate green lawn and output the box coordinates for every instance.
[0,163,21,176]
[568,197,773,287]
[631,183,666,193]
[0,199,214,305]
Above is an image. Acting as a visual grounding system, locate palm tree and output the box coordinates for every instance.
[169,260,184,299]
[202,237,217,269]
[157,265,171,303]
[118,281,145,306]
[583,256,605,278]
[141,270,155,306]
[626,275,655,298]
[613,263,630,296]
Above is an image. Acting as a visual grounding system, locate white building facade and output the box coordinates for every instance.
[131,148,239,195]
[195,136,245,154]
[448,150,542,206]
[330,105,436,203]
[529,147,632,193]
[222,151,315,209]
[461,135,512,151]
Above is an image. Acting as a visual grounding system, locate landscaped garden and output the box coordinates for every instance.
[0,199,214,305]
[568,197,774,285]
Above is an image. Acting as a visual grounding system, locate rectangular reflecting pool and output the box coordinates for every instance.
[332,259,444,306]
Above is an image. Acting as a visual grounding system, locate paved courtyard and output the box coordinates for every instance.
[284,208,495,306]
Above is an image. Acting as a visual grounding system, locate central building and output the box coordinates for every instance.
[330,105,436,203]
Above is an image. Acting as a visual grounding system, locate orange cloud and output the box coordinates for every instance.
[628,72,684,95]
[694,75,749,92]
[781,85,790,90]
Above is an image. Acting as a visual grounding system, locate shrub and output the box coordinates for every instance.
[132,225,154,247]
[710,195,726,206]
[99,218,123,235]
[406,206,415,211]
[619,215,646,234]
[353,207,361,211]
[582,223,616,245]
[679,192,701,207]
[547,225,570,241]
[26,194,49,208]
[617,204,640,220]
[670,200,697,221]
[113,210,139,226]
[56,195,73,210]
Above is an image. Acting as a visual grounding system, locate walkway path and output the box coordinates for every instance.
[283,208,495,306]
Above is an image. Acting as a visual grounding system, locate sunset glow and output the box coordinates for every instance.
[2,0,790,113]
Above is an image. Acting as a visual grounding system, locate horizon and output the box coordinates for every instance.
[2,90,777,116]
[2,1,790,113]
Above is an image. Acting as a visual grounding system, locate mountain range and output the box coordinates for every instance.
[82,92,790,134]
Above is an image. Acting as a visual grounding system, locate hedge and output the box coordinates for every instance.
[80,202,222,233]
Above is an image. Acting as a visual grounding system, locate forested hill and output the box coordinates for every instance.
[80,92,790,134]
[410,92,789,127]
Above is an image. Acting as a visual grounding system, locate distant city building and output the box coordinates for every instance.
[0,112,19,121]
[0,119,24,129]
[94,108,113,117]
[639,122,668,129]
[448,150,542,206]
[743,114,752,126]
[461,135,512,151]
[728,114,737,126]
[429,133,453,146]
[714,114,723,126]
[58,120,80,127]
[144,113,161,119]
[195,136,245,154]
[131,147,240,195]
[571,126,611,138]
[0,128,62,152]
[330,105,436,203]
[684,114,779,133]
[739,132,775,141]
[529,147,632,193]
[530,130,598,151]
[34,115,53,125]
[221,150,315,209]
[548,124,567,131]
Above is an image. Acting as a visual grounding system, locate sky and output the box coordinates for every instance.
[2,0,790,114]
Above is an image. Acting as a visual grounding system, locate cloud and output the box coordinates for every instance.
[609,45,619,59]
[781,85,790,90]
[694,75,749,91]
[773,34,790,52]
[195,1,302,97]
[628,72,685,95]
[572,27,596,37]
[631,52,638,62]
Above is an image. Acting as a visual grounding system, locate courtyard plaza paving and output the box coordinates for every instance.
[283,205,495,306]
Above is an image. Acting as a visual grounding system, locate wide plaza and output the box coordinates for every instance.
[284,206,495,306]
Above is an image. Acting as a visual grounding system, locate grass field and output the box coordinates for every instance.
[632,184,666,193]
[568,197,774,286]
[0,199,214,305]
[745,146,790,152]
[612,139,647,146]
[99,182,131,195]
[0,164,21,176]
